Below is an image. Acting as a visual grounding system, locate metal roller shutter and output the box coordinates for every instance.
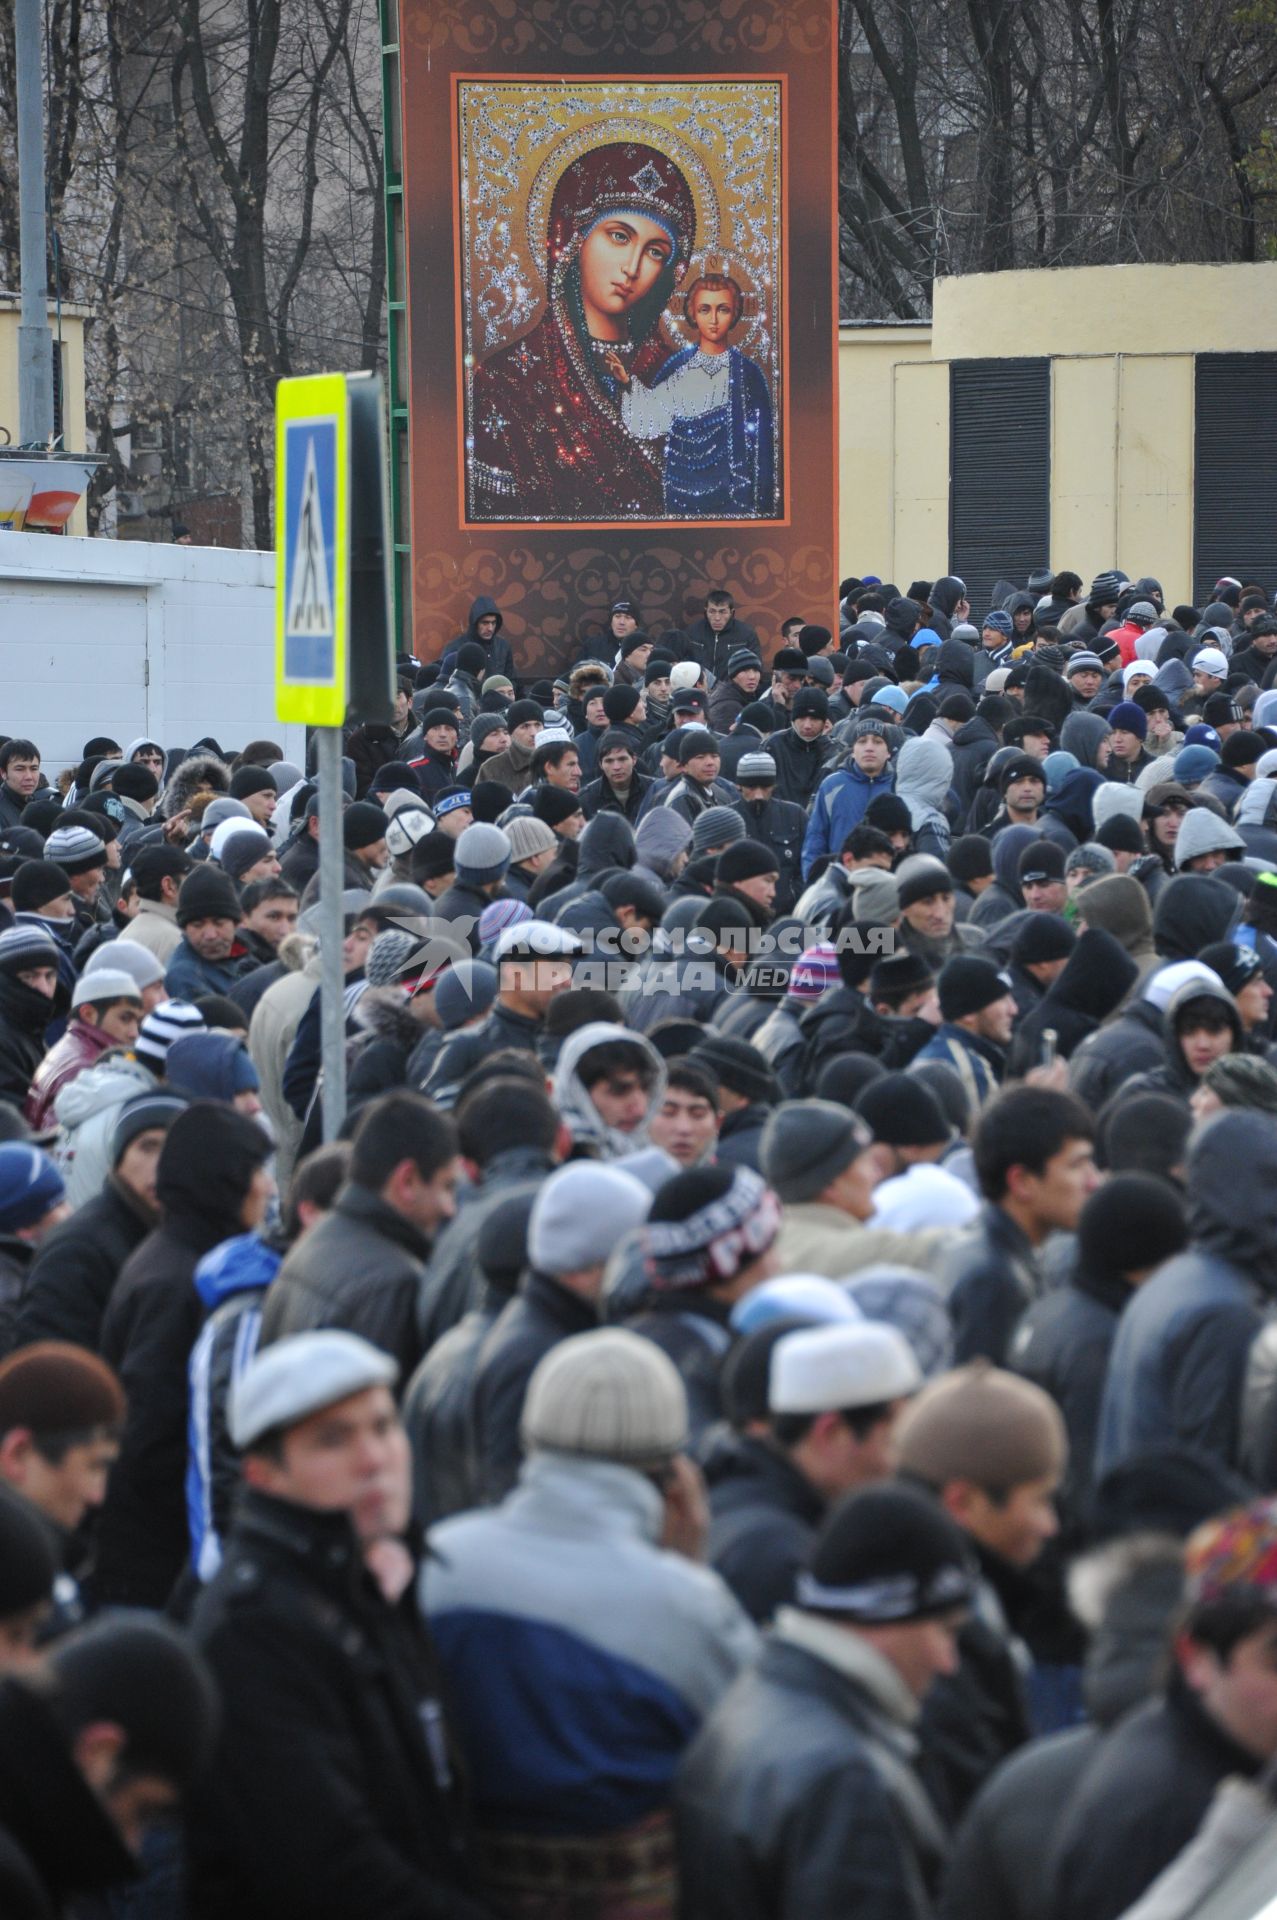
[1194,354,1277,604]
[949,359,1051,618]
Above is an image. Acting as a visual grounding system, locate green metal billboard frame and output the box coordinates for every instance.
[379,0,410,655]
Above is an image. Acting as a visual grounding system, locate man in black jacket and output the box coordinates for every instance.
[0,925,63,1113]
[188,1329,493,1920]
[94,1102,273,1607]
[414,1075,563,1351]
[894,1363,1068,1829]
[944,1088,1098,1366]
[13,1090,187,1353]
[1047,1499,1277,1920]
[732,751,806,914]
[676,1483,974,1920]
[0,1615,218,1916]
[681,590,761,681]
[422,923,581,1107]
[769,690,833,810]
[708,1319,921,1622]
[469,1160,652,1503]
[261,1092,460,1381]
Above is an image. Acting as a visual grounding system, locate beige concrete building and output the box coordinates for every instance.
[0,295,92,536]
[838,262,1277,610]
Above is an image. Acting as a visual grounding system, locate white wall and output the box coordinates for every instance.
[0,533,306,774]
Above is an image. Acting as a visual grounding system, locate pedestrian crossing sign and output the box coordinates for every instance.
[275,373,349,725]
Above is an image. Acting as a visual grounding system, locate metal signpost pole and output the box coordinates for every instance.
[314,725,348,1140]
[16,0,54,445]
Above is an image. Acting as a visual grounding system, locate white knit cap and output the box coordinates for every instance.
[769,1321,922,1415]
[670,662,701,690]
[1193,648,1229,678]
[71,968,141,1010]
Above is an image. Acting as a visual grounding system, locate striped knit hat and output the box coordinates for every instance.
[643,1165,782,1293]
[135,999,206,1071]
[43,824,106,875]
[787,942,838,1002]
[0,924,58,977]
[479,898,533,947]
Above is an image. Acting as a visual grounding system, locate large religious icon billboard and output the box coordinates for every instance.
[399,2,836,673]
[458,82,783,525]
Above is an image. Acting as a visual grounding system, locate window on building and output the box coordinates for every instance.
[949,358,1050,618]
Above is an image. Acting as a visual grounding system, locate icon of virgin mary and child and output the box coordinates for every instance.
[468,140,777,522]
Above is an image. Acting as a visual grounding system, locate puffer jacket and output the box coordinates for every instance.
[53,1053,156,1208]
[424,1454,758,1836]
[186,1231,283,1581]
[801,763,896,879]
[1095,1110,1277,1477]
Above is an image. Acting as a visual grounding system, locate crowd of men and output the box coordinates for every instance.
[2,565,1277,1916]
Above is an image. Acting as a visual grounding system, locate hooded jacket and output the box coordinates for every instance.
[950,715,1003,823]
[96,1104,272,1605]
[161,751,232,823]
[895,737,953,860]
[1152,874,1240,961]
[0,1676,138,1916]
[933,637,975,692]
[550,1021,665,1159]
[439,593,516,682]
[1067,993,1167,1110]
[1059,711,1111,772]
[1043,767,1105,844]
[1096,1110,1277,1477]
[1074,874,1159,995]
[1007,930,1138,1077]
[0,967,58,1112]
[50,1052,157,1213]
[186,1230,283,1581]
[1125,976,1244,1099]
[969,825,1036,928]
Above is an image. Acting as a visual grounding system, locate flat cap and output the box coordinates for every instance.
[229,1331,398,1449]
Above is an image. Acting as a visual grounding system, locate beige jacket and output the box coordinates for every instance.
[772,1200,949,1281]
[248,934,320,1189]
[127,899,182,965]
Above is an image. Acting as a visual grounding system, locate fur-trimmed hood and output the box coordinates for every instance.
[161,752,232,821]
[353,983,424,1050]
